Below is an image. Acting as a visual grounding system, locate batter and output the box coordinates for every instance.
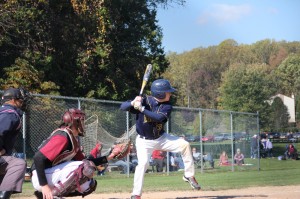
[120,79,201,199]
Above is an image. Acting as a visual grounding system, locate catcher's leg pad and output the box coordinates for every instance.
[52,160,96,197]
[64,180,97,198]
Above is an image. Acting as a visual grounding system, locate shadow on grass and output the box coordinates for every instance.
[106,194,268,199]
[173,195,268,199]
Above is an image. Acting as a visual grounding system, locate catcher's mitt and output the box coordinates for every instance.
[109,140,131,160]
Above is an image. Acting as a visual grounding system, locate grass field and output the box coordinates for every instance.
[15,156,300,197]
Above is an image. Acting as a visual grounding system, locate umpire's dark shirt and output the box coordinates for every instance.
[0,104,23,155]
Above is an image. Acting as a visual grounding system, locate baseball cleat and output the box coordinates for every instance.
[131,195,141,199]
[183,176,201,190]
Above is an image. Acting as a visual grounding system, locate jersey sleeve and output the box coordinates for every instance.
[39,134,68,161]
[33,151,50,186]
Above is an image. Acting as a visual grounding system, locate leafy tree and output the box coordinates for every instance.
[163,52,194,106]
[164,45,226,108]
[1,0,185,100]
[0,57,59,94]
[269,47,288,68]
[269,97,290,132]
[234,44,260,65]
[0,1,58,93]
[275,53,300,96]
[81,0,170,100]
[218,63,277,130]
[189,68,216,108]
[216,39,238,68]
[296,96,300,128]
[252,39,279,65]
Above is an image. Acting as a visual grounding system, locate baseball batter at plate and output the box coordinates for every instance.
[31,108,123,199]
[120,79,201,199]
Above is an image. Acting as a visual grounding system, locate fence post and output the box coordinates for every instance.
[230,112,234,172]
[166,120,170,175]
[199,109,204,173]
[126,111,130,177]
[23,112,27,160]
[78,99,81,109]
[257,111,260,171]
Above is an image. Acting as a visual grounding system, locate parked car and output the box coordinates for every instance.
[288,137,297,143]
[268,132,280,139]
[224,133,232,140]
[233,132,245,141]
[193,135,200,142]
[214,133,231,141]
[201,135,215,142]
[185,135,196,142]
[293,132,300,139]
[280,133,287,139]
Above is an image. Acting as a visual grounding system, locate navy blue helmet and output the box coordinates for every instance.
[1,87,32,111]
[150,79,176,99]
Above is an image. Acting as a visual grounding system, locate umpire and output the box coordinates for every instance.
[0,87,31,199]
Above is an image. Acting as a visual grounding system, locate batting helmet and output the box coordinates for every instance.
[150,79,176,99]
[62,108,86,136]
[1,87,32,111]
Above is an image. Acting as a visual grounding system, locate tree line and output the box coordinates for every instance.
[164,39,300,132]
[1,0,299,132]
[0,0,185,98]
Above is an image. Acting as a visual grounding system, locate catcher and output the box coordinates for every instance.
[31,108,130,199]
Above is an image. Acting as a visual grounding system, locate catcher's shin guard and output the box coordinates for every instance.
[52,160,96,197]
[64,180,97,198]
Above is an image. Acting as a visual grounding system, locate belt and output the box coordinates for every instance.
[139,135,161,140]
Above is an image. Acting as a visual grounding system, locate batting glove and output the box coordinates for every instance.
[134,104,145,112]
[131,96,142,106]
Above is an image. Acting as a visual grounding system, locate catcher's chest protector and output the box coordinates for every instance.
[39,128,80,166]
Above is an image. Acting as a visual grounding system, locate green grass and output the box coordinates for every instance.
[15,157,300,197]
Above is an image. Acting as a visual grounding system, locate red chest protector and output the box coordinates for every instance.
[45,127,79,166]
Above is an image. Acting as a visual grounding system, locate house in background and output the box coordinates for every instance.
[268,94,295,123]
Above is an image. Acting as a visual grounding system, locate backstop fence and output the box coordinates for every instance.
[0,92,260,173]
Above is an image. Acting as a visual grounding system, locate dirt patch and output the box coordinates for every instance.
[17,185,300,199]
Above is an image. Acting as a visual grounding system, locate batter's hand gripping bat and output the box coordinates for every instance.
[139,64,152,96]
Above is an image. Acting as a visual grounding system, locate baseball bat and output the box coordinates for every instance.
[139,64,152,96]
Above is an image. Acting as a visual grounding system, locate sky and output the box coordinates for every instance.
[157,0,300,53]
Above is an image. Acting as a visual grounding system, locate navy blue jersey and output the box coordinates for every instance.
[120,96,172,139]
[0,104,23,155]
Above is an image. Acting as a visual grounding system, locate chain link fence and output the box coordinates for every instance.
[1,92,260,172]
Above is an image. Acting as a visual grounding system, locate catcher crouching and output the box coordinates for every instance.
[31,109,130,199]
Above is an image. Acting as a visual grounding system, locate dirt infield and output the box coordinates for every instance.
[18,185,300,199]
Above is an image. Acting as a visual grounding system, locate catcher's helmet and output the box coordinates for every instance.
[150,79,176,99]
[62,108,86,136]
[1,87,32,111]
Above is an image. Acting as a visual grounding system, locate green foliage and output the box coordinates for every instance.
[0,0,173,99]
[270,97,290,132]
[252,39,279,65]
[275,53,300,96]
[2,0,300,128]
[218,63,277,130]
[0,57,59,94]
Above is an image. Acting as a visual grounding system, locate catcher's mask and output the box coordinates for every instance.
[1,87,32,112]
[62,108,86,136]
